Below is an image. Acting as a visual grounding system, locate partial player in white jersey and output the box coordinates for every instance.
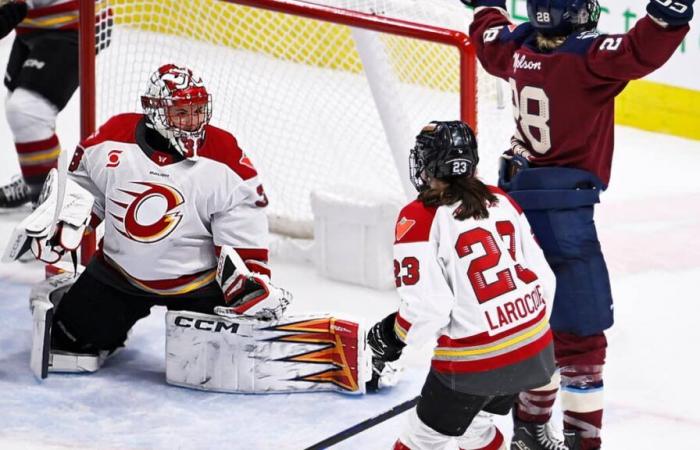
[39,64,289,364]
[0,0,92,207]
[366,121,557,450]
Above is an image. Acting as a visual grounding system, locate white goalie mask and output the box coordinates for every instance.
[141,64,212,159]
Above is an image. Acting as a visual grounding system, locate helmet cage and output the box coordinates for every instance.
[141,65,213,159]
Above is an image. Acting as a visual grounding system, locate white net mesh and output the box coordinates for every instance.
[91,0,512,237]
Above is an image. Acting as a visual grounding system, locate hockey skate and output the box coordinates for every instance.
[511,419,568,450]
[0,176,31,208]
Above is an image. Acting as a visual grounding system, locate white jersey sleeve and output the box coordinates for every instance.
[68,144,105,221]
[392,201,454,347]
[211,177,269,259]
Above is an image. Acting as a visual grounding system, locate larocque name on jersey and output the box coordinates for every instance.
[483,284,546,333]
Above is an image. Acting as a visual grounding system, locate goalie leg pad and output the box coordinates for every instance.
[165,311,372,394]
[30,273,106,379]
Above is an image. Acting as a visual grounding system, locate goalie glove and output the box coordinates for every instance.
[2,169,94,264]
[366,312,406,392]
[214,246,292,321]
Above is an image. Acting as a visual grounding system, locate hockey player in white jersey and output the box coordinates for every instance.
[0,0,87,207]
[23,64,292,370]
[366,121,557,450]
[4,65,372,394]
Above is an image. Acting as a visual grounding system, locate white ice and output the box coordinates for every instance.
[1,31,700,450]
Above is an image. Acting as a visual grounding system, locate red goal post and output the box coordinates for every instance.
[77,0,488,266]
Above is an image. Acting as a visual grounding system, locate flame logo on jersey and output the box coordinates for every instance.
[110,181,185,243]
[264,318,360,392]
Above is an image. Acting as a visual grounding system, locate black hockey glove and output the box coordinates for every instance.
[366,312,406,392]
[647,0,694,27]
[0,1,28,40]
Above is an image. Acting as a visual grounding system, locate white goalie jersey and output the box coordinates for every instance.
[69,113,270,294]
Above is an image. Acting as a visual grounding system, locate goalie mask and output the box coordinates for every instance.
[410,121,479,192]
[141,64,212,159]
[527,0,600,36]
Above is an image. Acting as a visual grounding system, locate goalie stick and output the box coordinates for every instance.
[304,395,420,449]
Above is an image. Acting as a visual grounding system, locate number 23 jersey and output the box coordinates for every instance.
[393,187,556,377]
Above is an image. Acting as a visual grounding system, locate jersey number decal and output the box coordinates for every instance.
[255,185,269,207]
[599,37,622,51]
[394,256,420,287]
[509,78,551,154]
[455,221,537,303]
[483,26,501,43]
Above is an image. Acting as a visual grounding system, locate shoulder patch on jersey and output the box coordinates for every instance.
[488,185,523,214]
[198,126,258,181]
[81,113,142,149]
[395,200,437,244]
[395,217,416,242]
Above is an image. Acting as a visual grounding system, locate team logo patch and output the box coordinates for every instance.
[239,153,255,170]
[106,150,123,168]
[110,181,185,243]
[395,217,416,241]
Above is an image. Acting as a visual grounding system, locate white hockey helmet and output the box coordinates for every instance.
[141,64,212,159]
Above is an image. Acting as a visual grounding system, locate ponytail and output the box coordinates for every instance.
[418,177,497,220]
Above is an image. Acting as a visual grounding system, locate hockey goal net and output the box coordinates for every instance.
[80,0,510,244]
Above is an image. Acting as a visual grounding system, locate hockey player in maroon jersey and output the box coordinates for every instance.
[367,121,557,450]
[4,64,291,375]
[462,0,693,448]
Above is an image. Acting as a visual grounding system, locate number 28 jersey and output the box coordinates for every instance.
[469,8,688,185]
[392,187,555,382]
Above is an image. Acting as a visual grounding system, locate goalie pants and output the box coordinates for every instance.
[52,270,227,354]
